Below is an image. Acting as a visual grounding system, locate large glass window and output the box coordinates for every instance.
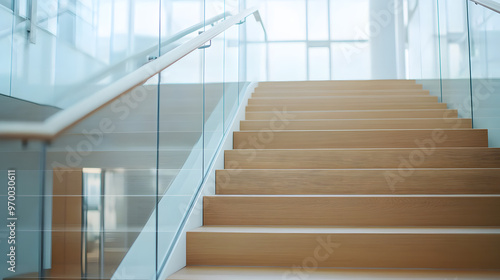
[307,0,329,41]
[308,47,330,80]
[243,0,373,81]
[266,0,306,41]
[268,42,307,80]
[330,0,369,40]
[0,3,13,96]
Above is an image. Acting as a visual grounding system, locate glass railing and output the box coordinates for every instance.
[44,80,161,279]
[468,0,500,147]
[405,0,443,99]
[405,0,500,147]
[0,3,265,280]
[0,140,46,279]
[2,0,157,110]
[2,0,500,279]
[0,0,232,119]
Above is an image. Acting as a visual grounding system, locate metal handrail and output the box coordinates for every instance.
[470,0,500,14]
[0,8,266,141]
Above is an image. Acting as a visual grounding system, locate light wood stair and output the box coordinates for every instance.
[168,80,500,279]
[169,266,500,280]
[252,89,430,97]
[186,226,500,269]
[246,103,449,110]
[216,169,500,194]
[246,109,458,119]
[241,118,472,130]
[233,129,488,149]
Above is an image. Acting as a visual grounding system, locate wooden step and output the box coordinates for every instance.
[259,79,417,85]
[216,168,500,195]
[240,118,471,130]
[246,103,447,111]
[181,80,500,275]
[246,109,458,120]
[257,80,422,90]
[248,96,437,106]
[168,266,500,280]
[252,89,430,97]
[186,226,500,269]
[203,195,500,226]
[224,148,500,169]
[233,129,487,149]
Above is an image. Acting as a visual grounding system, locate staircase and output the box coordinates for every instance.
[168,80,500,279]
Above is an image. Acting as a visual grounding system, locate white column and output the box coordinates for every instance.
[394,0,407,79]
[369,0,399,79]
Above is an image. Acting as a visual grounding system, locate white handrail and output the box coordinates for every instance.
[0,8,264,140]
[470,0,500,14]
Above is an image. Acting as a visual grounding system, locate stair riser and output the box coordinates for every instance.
[204,196,500,226]
[257,82,422,90]
[246,103,447,111]
[246,110,458,120]
[248,96,437,106]
[215,169,500,195]
[240,119,471,130]
[252,90,430,97]
[233,130,488,149]
[225,149,500,169]
[258,79,417,85]
[187,232,500,269]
